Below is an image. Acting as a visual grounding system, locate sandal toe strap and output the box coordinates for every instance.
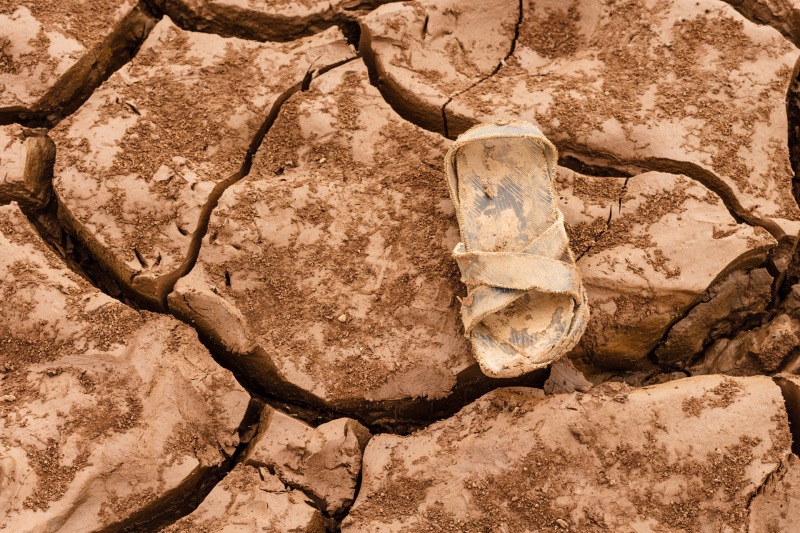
[455,250,581,301]
[454,212,586,335]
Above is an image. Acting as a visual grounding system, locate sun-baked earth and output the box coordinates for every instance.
[344,375,792,532]
[0,0,135,109]
[0,203,251,531]
[4,0,800,529]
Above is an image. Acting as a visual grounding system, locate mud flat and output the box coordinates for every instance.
[0,203,252,531]
[3,0,800,529]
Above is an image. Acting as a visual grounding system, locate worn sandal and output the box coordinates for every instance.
[444,121,589,378]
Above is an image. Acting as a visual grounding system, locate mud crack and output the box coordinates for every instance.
[139,56,360,310]
[98,399,264,533]
[0,1,158,129]
[558,148,788,240]
[575,176,629,262]
[143,0,394,43]
[787,53,800,211]
[440,0,523,138]
[774,375,800,455]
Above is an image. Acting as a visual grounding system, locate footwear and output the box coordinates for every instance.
[444,121,589,378]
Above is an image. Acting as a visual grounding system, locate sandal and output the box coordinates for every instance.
[444,121,589,377]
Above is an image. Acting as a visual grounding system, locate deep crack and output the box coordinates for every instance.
[648,248,775,370]
[143,0,394,43]
[774,375,800,456]
[0,1,158,128]
[440,0,523,140]
[787,53,800,212]
[98,399,265,533]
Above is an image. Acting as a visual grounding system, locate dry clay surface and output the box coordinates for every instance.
[0,0,134,109]
[0,202,250,532]
[0,0,159,126]
[5,13,793,412]
[363,0,800,229]
[3,0,790,421]
[169,61,473,414]
[344,375,793,532]
[172,60,778,416]
[4,0,800,529]
[166,405,371,531]
[0,198,374,530]
[51,16,355,308]
[162,463,327,533]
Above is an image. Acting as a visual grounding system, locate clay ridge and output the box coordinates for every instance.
[0,2,158,129]
[722,0,800,47]
[144,0,395,43]
[152,55,362,310]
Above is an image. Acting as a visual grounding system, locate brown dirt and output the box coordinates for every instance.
[6,0,800,531]
[681,377,743,417]
[520,3,583,58]
[195,65,468,400]
[22,439,90,511]
[0,0,131,50]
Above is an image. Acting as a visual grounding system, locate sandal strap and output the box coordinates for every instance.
[454,211,586,335]
[455,251,581,298]
[453,210,578,296]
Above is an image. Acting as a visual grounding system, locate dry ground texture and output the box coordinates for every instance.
[6,0,800,531]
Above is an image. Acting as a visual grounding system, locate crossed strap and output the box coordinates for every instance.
[454,210,586,335]
[443,123,588,351]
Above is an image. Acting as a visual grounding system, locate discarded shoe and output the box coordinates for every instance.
[444,121,589,377]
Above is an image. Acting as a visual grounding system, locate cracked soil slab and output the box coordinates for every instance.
[165,402,372,529]
[656,266,775,367]
[245,405,371,515]
[359,0,520,135]
[162,462,326,533]
[343,375,792,532]
[0,202,251,532]
[573,171,776,369]
[50,16,354,307]
[167,61,477,414]
[0,0,136,111]
[365,0,800,227]
[691,310,800,376]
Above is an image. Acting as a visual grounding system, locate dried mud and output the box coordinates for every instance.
[4,0,800,530]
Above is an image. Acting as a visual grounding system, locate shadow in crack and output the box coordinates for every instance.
[99,399,265,533]
[0,2,159,129]
[775,374,800,456]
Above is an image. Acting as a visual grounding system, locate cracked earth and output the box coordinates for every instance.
[5,0,800,531]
